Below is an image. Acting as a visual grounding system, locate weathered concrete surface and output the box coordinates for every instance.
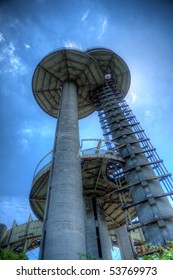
[84,197,112,259]
[97,199,112,259]
[94,85,173,246]
[40,82,86,259]
[114,225,134,259]
[0,217,42,252]
[84,197,99,259]
[0,224,7,243]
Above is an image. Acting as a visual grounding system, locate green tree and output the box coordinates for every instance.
[79,252,97,260]
[0,248,28,260]
[141,246,173,260]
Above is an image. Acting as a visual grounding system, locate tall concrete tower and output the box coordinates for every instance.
[30,47,173,260]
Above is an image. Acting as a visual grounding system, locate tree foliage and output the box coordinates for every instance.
[0,248,28,260]
[141,246,173,260]
[79,252,97,260]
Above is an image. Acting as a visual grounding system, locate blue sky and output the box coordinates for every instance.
[0,0,173,256]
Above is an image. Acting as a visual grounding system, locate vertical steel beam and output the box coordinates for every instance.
[40,82,86,259]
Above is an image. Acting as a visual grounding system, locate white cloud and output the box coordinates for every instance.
[24,42,31,49]
[63,40,82,49]
[19,124,54,153]
[0,53,4,62]
[18,125,33,152]
[39,126,54,137]
[8,42,25,72]
[0,41,27,74]
[102,18,107,34]
[8,41,15,53]
[21,128,33,135]
[10,56,20,70]
[144,109,155,122]
[145,110,154,119]
[0,33,5,43]
[97,16,107,39]
[20,138,29,150]
[82,10,90,21]
[145,110,151,116]
[19,122,54,140]
[131,92,136,103]
[0,195,31,228]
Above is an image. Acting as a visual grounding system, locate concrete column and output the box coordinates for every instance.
[40,82,86,259]
[92,84,173,246]
[84,197,112,259]
[84,197,99,259]
[107,103,173,245]
[0,224,7,243]
[97,199,112,259]
[114,225,134,260]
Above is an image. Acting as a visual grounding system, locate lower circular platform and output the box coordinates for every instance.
[29,153,136,230]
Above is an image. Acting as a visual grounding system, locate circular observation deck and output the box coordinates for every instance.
[32,48,104,119]
[29,140,136,230]
[86,47,131,100]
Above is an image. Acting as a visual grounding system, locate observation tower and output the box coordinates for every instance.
[29,47,173,260]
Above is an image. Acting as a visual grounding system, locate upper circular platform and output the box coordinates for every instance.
[32,48,104,119]
[32,47,131,118]
[86,47,131,99]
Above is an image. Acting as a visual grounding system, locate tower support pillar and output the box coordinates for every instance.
[92,83,173,246]
[114,225,134,260]
[84,197,99,259]
[40,81,86,259]
[84,197,112,259]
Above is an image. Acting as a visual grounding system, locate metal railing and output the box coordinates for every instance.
[80,138,121,157]
[33,150,53,183]
[32,139,124,183]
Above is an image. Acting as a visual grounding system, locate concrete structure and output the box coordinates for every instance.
[0,224,7,243]
[30,139,136,258]
[87,48,173,247]
[114,225,134,260]
[29,47,173,259]
[0,216,145,259]
[0,216,42,253]
[2,47,173,259]
[32,49,106,259]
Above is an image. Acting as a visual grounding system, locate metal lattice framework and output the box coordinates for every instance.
[91,78,173,234]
